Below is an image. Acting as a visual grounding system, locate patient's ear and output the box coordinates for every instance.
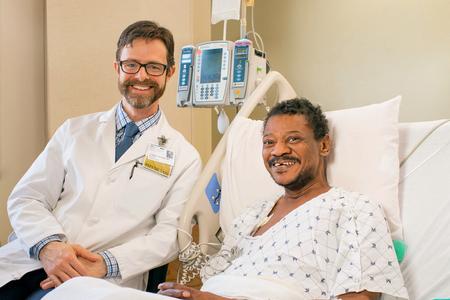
[319,134,331,157]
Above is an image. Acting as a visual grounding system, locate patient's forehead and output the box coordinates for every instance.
[263,114,313,136]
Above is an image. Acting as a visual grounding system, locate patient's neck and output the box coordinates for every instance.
[284,180,330,206]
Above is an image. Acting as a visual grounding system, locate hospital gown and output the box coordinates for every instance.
[201,187,408,299]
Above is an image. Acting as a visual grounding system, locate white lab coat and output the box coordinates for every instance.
[0,104,201,290]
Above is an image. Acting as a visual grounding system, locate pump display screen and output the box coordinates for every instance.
[200,48,223,83]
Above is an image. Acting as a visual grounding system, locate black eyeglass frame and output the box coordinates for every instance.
[119,60,168,76]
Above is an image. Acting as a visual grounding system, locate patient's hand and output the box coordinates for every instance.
[158,282,233,300]
[339,291,380,300]
[39,243,101,289]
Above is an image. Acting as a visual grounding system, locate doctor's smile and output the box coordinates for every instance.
[124,79,159,94]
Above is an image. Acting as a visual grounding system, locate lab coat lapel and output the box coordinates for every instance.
[114,112,168,166]
[98,105,117,165]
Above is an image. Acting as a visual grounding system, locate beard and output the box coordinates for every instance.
[118,77,166,109]
[268,155,315,191]
[282,169,314,191]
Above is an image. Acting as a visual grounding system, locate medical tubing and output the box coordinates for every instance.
[223,20,227,40]
[176,227,221,284]
[240,0,247,39]
[246,30,265,55]
[250,5,262,51]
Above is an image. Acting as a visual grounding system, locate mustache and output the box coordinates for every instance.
[123,78,159,88]
[268,155,300,167]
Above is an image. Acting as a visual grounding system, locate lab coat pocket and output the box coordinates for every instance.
[113,163,172,220]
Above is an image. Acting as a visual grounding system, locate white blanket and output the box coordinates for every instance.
[201,274,305,299]
[43,274,305,300]
[43,277,175,300]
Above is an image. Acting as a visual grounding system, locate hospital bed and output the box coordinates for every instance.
[177,71,450,299]
[44,72,449,299]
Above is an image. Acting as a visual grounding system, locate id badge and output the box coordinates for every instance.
[143,144,175,177]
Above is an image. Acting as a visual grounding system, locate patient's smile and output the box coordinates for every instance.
[271,159,298,173]
[272,160,296,167]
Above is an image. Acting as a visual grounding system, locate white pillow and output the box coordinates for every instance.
[325,96,402,240]
[220,96,402,240]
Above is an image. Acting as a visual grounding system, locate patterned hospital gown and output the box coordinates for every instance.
[201,187,408,299]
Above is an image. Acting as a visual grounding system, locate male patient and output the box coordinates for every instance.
[44,98,408,300]
[0,20,201,299]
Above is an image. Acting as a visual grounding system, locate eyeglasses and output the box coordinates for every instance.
[119,60,167,76]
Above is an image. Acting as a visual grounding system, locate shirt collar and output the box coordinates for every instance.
[115,102,161,133]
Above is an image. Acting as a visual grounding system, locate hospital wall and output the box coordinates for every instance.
[0,0,47,245]
[212,0,450,144]
[0,0,211,245]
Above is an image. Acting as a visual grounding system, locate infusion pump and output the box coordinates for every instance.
[176,39,267,107]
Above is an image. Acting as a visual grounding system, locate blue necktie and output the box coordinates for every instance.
[115,122,139,162]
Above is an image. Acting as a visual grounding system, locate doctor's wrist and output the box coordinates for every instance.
[99,250,121,278]
[30,234,64,260]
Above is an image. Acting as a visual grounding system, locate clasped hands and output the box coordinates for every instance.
[39,242,231,299]
[38,241,107,290]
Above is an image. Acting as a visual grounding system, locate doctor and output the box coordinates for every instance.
[0,20,201,299]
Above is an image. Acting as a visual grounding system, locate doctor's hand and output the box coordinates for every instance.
[40,251,107,290]
[158,282,233,300]
[39,242,90,282]
[39,242,98,289]
[74,247,107,278]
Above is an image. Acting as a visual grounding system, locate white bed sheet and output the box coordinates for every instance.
[392,120,450,300]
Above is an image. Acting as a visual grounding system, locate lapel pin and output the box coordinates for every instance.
[158,135,167,146]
